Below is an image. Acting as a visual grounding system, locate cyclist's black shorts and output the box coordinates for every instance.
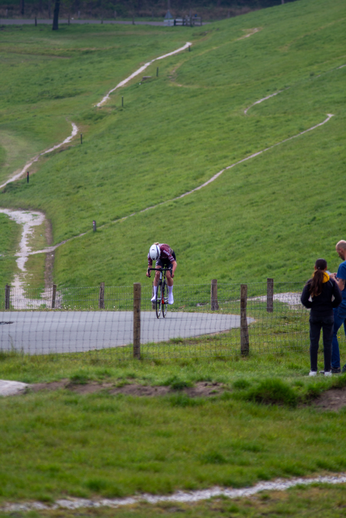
[157,250,176,269]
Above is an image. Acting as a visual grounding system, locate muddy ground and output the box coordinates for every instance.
[312,387,346,412]
[29,380,224,398]
[28,380,346,411]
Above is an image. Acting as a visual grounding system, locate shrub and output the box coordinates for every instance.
[245,379,298,407]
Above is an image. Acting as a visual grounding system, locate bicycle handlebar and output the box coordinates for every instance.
[148,267,172,271]
[147,267,172,277]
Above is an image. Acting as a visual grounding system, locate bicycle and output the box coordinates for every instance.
[147,267,172,318]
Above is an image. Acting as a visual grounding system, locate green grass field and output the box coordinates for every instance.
[0,0,345,289]
[1,1,346,514]
[1,348,346,508]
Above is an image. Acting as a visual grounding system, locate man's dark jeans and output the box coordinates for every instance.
[309,315,334,372]
[332,302,346,369]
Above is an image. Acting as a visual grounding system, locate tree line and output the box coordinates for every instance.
[1,0,294,30]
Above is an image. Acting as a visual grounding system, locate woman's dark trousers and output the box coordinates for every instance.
[309,316,334,372]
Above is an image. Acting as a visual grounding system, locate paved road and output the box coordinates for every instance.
[0,311,252,355]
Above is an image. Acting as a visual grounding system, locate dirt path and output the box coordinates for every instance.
[97,42,192,107]
[1,471,346,512]
[0,123,78,306]
[0,122,78,191]
[0,208,47,308]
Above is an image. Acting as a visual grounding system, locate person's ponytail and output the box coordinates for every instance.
[309,258,327,298]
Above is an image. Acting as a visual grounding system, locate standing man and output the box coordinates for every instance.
[146,243,177,304]
[330,240,346,373]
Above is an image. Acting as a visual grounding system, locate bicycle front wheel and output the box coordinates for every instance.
[155,283,162,318]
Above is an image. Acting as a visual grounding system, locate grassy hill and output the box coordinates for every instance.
[0,0,345,289]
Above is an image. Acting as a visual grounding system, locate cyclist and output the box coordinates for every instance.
[146,242,177,304]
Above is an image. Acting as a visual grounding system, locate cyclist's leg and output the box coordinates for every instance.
[151,286,158,302]
[166,272,174,304]
[166,251,176,286]
[166,271,173,286]
[163,260,174,304]
[153,266,161,286]
[150,262,162,302]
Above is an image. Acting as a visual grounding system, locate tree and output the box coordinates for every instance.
[52,0,60,29]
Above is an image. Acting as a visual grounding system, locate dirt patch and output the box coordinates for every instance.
[28,380,224,398]
[25,382,346,409]
[313,386,346,412]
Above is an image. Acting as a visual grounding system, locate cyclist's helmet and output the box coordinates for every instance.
[149,244,160,261]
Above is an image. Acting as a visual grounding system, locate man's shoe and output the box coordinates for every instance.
[331,367,341,374]
[309,371,317,376]
[342,364,346,373]
[168,294,174,305]
[151,295,157,303]
[324,371,332,377]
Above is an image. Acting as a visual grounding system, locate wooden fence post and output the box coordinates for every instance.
[240,284,249,356]
[211,279,219,310]
[267,278,274,313]
[133,283,141,359]
[52,284,57,309]
[99,282,105,309]
[5,284,10,310]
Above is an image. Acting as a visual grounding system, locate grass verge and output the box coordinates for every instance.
[1,340,346,504]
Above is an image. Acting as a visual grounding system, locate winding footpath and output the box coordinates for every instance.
[1,473,346,512]
[0,122,78,191]
[0,123,78,308]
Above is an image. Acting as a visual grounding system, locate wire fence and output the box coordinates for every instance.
[0,280,315,361]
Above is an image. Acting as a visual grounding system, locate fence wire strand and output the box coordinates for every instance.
[0,281,338,362]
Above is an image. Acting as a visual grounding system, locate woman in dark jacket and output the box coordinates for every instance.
[301,258,342,376]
